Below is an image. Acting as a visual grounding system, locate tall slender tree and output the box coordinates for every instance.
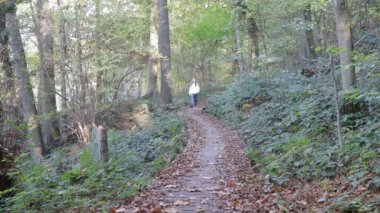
[57,0,68,144]
[241,3,259,72]
[303,3,316,59]
[332,0,356,90]
[95,0,103,106]
[234,0,245,74]
[35,0,60,148]
[75,2,86,107]
[0,5,17,134]
[145,0,159,101]
[5,2,46,157]
[157,0,172,104]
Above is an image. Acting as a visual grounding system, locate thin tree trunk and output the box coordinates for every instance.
[145,0,159,101]
[75,2,86,107]
[366,0,379,28]
[232,47,239,75]
[95,0,103,106]
[0,9,17,134]
[247,15,259,72]
[322,12,330,55]
[330,57,344,147]
[234,1,245,75]
[332,0,356,90]
[35,0,60,149]
[303,3,316,59]
[157,0,172,104]
[6,7,46,157]
[57,0,68,144]
[72,2,90,144]
[137,71,142,99]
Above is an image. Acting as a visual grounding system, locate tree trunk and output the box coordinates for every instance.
[332,0,356,90]
[97,126,109,163]
[366,0,379,29]
[247,15,259,72]
[35,0,60,149]
[157,0,172,104]
[145,0,159,101]
[232,47,239,75]
[75,2,86,107]
[234,1,245,75]
[95,0,103,106]
[57,0,68,144]
[240,2,259,72]
[6,6,46,157]
[0,8,18,134]
[74,3,90,143]
[303,3,316,59]
[330,57,344,147]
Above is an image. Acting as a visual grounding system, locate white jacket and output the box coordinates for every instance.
[189,83,200,95]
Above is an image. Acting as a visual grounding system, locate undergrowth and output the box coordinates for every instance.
[206,71,380,211]
[0,104,185,212]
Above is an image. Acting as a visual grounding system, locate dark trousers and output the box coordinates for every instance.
[190,94,198,107]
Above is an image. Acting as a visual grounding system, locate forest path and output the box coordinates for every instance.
[123,105,254,212]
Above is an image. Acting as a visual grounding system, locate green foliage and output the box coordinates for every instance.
[1,107,185,212]
[207,70,379,208]
[182,6,232,43]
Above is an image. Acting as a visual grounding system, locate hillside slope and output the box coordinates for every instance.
[206,70,380,211]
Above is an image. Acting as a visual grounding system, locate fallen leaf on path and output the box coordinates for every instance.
[206,186,220,191]
[317,197,326,203]
[186,187,201,192]
[151,206,162,213]
[358,185,367,192]
[196,208,206,212]
[201,176,213,180]
[164,185,178,189]
[173,200,190,206]
[114,207,126,213]
[159,202,168,207]
[163,207,177,213]
[296,200,307,206]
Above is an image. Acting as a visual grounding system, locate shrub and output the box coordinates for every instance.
[207,71,379,198]
[1,106,185,212]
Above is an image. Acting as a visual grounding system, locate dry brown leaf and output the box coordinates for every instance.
[186,187,200,192]
[357,185,367,192]
[162,207,178,213]
[196,208,206,212]
[150,206,162,213]
[206,186,220,191]
[134,209,148,213]
[115,207,126,213]
[164,185,178,189]
[173,200,190,206]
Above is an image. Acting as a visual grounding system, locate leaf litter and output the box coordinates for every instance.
[112,105,377,212]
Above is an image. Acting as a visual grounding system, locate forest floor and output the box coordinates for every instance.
[117,104,255,212]
[112,102,356,213]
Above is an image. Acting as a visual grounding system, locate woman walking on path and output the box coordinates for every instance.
[189,79,200,108]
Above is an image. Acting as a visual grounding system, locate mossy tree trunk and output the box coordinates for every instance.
[332,0,356,91]
[35,0,60,149]
[6,5,46,157]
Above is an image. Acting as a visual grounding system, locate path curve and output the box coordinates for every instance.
[124,106,253,212]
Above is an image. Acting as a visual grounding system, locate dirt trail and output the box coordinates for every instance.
[124,106,253,212]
